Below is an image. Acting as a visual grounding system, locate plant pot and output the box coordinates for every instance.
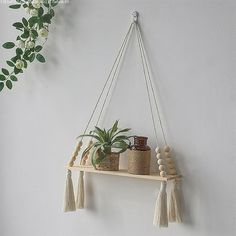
[96,152,120,171]
[128,149,151,175]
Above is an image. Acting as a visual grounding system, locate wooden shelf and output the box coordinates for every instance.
[68,165,181,181]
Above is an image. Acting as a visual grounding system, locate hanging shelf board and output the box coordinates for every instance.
[68,165,181,181]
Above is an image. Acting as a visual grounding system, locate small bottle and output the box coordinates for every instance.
[130,136,151,151]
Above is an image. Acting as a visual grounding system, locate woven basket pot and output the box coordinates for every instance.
[96,152,120,171]
[127,149,151,175]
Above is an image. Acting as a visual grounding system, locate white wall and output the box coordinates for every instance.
[0,0,235,236]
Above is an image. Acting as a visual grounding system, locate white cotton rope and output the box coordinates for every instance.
[136,22,184,225]
[95,23,135,127]
[136,23,167,146]
[81,22,134,140]
[68,22,135,212]
[135,22,169,227]
[135,23,159,144]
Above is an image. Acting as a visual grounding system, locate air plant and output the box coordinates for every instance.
[78,120,131,167]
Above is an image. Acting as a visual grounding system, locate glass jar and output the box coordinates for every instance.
[130,136,151,151]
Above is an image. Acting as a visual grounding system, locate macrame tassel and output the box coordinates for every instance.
[168,180,183,223]
[153,181,168,227]
[76,171,85,209]
[63,170,76,212]
[168,186,176,222]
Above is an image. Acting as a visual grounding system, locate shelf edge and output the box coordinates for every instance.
[67,165,182,181]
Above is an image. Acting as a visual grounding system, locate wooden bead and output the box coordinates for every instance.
[167,163,176,169]
[160,171,166,177]
[155,147,161,153]
[166,157,174,164]
[159,165,165,171]
[164,152,171,158]
[76,141,83,151]
[157,159,165,165]
[156,153,161,159]
[169,169,177,175]
[164,146,171,152]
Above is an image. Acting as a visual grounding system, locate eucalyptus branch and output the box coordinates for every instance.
[0,0,60,92]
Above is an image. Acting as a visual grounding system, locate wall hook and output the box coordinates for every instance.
[132,11,139,23]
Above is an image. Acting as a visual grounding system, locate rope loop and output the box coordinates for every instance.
[78,15,168,147]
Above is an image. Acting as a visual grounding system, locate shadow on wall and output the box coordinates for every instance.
[173,149,194,226]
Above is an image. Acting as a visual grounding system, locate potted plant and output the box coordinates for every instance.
[78,121,131,171]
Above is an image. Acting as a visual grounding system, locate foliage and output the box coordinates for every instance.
[78,120,132,167]
[0,0,60,92]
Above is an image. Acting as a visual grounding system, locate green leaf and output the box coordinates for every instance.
[0,74,6,81]
[13,22,24,29]
[31,30,38,38]
[112,135,129,144]
[77,134,102,142]
[10,75,17,81]
[43,0,50,7]
[11,55,21,63]
[38,7,44,17]
[38,19,43,28]
[11,56,18,63]
[7,61,15,67]
[50,9,55,17]
[2,42,15,49]
[112,140,129,149]
[9,4,21,9]
[23,54,29,60]
[111,140,129,154]
[109,120,119,138]
[90,144,105,167]
[22,17,28,27]
[42,14,52,23]
[16,48,23,56]
[51,0,59,7]
[36,54,46,63]
[29,53,35,62]
[0,82,4,92]
[2,68,9,75]
[13,22,24,28]
[14,67,22,74]
[28,17,38,27]
[23,60,27,68]
[24,50,31,57]
[16,27,23,32]
[6,80,13,90]
[35,45,42,52]
[21,30,30,39]
[94,126,106,140]
[94,151,107,165]
[113,128,131,138]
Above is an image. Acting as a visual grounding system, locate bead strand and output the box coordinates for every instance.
[164,146,177,175]
[155,147,167,177]
[68,140,83,167]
